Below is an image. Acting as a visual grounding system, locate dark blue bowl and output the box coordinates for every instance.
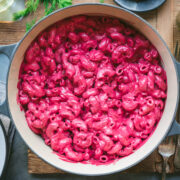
[114,0,166,12]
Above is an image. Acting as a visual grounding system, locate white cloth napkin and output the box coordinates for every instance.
[0,81,10,134]
[0,114,10,134]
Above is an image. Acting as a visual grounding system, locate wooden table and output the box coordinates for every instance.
[0,0,180,175]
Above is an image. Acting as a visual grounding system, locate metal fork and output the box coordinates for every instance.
[158,136,176,180]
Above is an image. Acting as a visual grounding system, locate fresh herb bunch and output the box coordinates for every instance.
[13,0,72,31]
[13,0,72,20]
[13,0,104,32]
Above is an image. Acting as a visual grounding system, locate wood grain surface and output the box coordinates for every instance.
[173,0,180,172]
[0,0,180,175]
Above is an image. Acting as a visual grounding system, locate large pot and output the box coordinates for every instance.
[1,3,180,176]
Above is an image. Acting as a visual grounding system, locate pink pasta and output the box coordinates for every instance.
[17,15,167,164]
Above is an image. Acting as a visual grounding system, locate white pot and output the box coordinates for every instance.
[0,3,180,176]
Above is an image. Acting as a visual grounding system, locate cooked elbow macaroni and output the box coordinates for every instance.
[18,16,167,164]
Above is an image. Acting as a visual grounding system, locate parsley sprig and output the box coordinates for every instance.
[13,0,40,21]
[13,0,72,31]
[26,18,36,32]
[13,0,104,32]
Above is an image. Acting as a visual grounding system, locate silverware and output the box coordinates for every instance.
[174,41,180,169]
[174,135,180,169]
[158,136,176,180]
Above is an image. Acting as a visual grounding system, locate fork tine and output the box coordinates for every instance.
[162,137,169,144]
[162,136,176,144]
[168,136,174,144]
[174,41,178,58]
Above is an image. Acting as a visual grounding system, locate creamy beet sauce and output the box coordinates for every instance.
[17,15,167,164]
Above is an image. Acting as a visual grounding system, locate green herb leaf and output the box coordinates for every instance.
[13,9,29,21]
[57,0,72,8]
[45,0,57,16]
[13,0,40,20]
[32,0,40,12]
[100,0,104,3]
[26,18,36,32]
[13,0,72,31]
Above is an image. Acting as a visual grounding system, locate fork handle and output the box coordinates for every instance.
[174,135,180,168]
[162,157,168,180]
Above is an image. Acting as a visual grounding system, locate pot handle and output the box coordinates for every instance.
[167,59,180,136]
[0,43,17,117]
[168,120,180,136]
[175,60,180,81]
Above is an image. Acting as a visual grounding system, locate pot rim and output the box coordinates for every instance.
[6,3,180,176]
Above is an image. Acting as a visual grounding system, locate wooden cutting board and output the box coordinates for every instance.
[0,0,179,174]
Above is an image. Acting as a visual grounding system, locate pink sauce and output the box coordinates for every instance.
[17,15,167,164]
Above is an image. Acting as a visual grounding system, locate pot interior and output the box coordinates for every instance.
[7,4,178,175]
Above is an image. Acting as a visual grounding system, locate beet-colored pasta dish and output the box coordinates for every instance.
[17,15,167,164]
